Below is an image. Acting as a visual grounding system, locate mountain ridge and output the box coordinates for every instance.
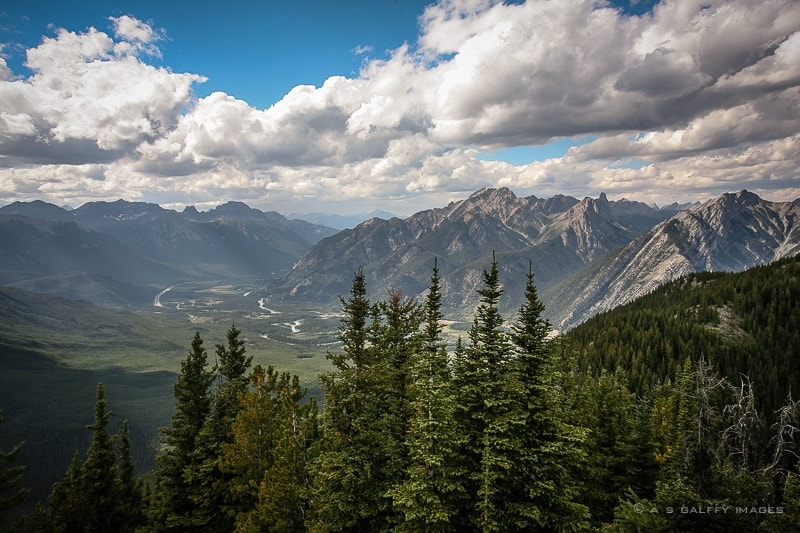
[275,187,679,317]
[0,200,338,305]
[556,190,800,328]
[3,190,797,328]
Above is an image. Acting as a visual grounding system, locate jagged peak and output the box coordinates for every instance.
[467,187,517,202]
[712,189,758,204]
[690,190,769,221]
[574,193,611,217]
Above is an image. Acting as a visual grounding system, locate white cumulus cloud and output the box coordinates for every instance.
[1,2,800,213]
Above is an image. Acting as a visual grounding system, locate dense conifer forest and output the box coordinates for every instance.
[3,255,799,531]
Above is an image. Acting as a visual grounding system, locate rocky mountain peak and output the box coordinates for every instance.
[464,187,517,212]
[208,201,263,219]
[467,187,516,203]
[579,193,611,218]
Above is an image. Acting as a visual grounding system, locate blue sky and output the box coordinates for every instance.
[1,0,433,109]
[0,0,798,215]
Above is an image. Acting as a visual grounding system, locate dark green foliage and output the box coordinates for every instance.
[391,261,466,531]
[452,255,517,531]
[310,269,416,531]
[117,420,145,532]
[449,257,590,531]
[0,412,28,526]
[566,255,800,419]
[26,384,146,532]
[44,451,86,532]
[20,254,800,532]
[184,323,252,531]
[81,384,119,530]
[505,265,589,531]
[148,331,215,531]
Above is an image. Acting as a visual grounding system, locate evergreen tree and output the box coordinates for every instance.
[507,263,589,531]
[81,383,122,531]
[0,411,28,525]
[391,261,466,531]
[45,451,86,533]
[186,324,252,531]
[117,420,145,531]
[452,254,519,531]
[149,331,215,531]
[220,365,285,521]
[310,268,394,531]
[42,384,123,532]
[372,287,420,529]
[228,370,319,532]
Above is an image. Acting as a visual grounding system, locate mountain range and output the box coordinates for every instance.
[2,189,798,328]
[0,200,336,306]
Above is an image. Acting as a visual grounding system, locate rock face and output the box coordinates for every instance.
[557,191,800,329]
[276,188,675,316]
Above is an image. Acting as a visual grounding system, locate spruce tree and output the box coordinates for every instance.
[508,264,589,531]
[81,383,121,531]
[453,254,519,531]
[392,260,466,531]
[149,331,215,531]
[372,287,420,529]
[310,268,391,531]
[229,370,319,531]
[186,324,252,531]
[46,450,86,532]
[0,411,28,525]
[117,420,145,531]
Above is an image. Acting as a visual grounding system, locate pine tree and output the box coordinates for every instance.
[452,254,518,531]
[149,331,215,531]
[186,324,252,531]
[241,373,319,532]
[310,268,393,531]
[117,420,145,531]
[81,383,122,531]
[392,260,466,531]
[0,411,28,525]
[220,365,285,521]
[46,450,86,532]
[372,287,421,529]
[507,263,589,531]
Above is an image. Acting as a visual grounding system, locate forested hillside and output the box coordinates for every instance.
[565,254,800,419]
[4,257,800,531]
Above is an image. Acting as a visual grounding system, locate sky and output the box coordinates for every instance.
[0,0,798,216]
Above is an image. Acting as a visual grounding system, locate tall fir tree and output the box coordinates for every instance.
[186,324,252,531]
[226,369,319,532]
[453,254,519,531]
[39,384,125,532]
[45,450,86,533]
[391,260,466,531]
[149,331,216,531]
[81,383,122,531]
[371,287,420,529]
[117,419,145,532]
[507,264,589,531]
[310,268,395,531]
